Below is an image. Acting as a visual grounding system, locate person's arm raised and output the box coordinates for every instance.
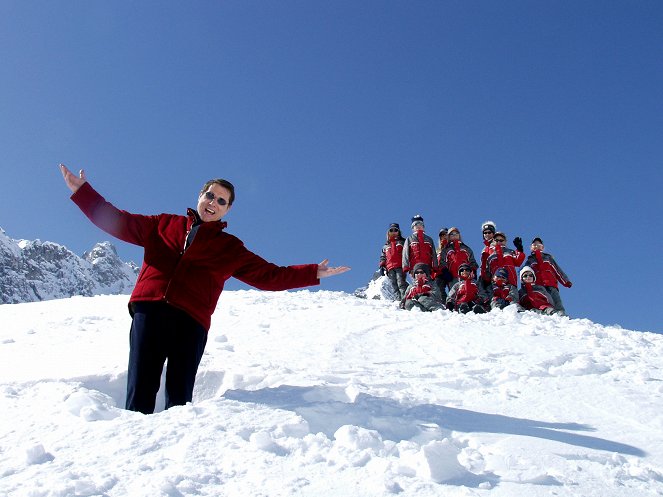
[59,164,87,193]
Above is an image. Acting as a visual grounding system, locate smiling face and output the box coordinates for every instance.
[197,183,232,222]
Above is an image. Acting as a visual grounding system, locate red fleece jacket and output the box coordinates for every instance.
[71,182,320,330]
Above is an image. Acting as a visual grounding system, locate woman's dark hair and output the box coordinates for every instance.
[200,179,235,205]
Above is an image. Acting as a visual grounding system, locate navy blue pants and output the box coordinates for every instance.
[126,302,208,414]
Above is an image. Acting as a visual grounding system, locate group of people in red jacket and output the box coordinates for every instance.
[378,215,572,315]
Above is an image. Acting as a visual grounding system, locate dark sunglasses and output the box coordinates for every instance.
[494,238,506,242]
[522,273,534,278]
[483,231,493,235]
[204,191,228,206]
[459,268,471,273]
[414,270,426,275]
[389,228,400,233]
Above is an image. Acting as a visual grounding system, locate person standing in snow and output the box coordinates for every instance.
[479,221,497,298]
[60,164,350,415]
[485,231,525,287]
[518,266,557,315]
[402,215,438,277]
[401,263,445,312]
[438,227,478,287]
[434,227,453,301]
[378,223,408,300]
[525,237,572,316]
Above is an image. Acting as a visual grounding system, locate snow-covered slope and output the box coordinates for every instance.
[1,290,662,496]
[0,228,138,303]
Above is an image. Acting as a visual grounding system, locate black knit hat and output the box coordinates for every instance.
[389,223,401,231]
[532,237,543,245]
[411,215,424,229]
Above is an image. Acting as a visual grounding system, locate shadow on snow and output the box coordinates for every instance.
[223,384,646,458]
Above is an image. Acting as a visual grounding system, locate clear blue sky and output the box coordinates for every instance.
[1,1,661,333]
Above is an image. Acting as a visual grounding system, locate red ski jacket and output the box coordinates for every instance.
[402,231,438,273]
[518,283,554,311]
[71,183,319,330]
[379,235,405,271]
[486,244,525,286]
[525,250,572,289]
[439,240,478,279]
[405,280,434,300]
[447,274,484,305]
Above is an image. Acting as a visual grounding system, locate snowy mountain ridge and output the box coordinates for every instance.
[0,227,138,304]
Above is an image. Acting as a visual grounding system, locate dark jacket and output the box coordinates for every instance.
[71,182,320,330]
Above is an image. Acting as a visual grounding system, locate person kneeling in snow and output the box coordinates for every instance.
[490,267,520,311]
[446,263,489,314]
[401,263,445,312]
[518,266,558,315]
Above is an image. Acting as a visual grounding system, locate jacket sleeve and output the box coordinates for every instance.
[428,235,439,269]
[231,244,320,291]
[466,245,479,270]
[475,281,489,303]
[70,182,157,247]
[446,282,459,304]
[549,254,572,287]
[508,285,519,303]
[513,250,526,266]
[379,245,387,267]
[402,237,411,273]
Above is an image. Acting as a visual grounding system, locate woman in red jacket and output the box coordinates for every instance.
[378,223,407,299]
[60,164,349,414]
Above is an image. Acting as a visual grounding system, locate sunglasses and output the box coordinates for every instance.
[204,191,228,206]
[389,228,400,233]
[459,268,471,273]
[494,238,506,242]
[522,273,534,279]
[483,231,493,235]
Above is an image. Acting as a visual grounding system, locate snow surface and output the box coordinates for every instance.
[1,290,663,497]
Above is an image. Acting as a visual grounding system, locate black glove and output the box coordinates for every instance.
[513,237,523,252]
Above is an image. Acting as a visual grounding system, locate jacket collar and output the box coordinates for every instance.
[186,208,228,231]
